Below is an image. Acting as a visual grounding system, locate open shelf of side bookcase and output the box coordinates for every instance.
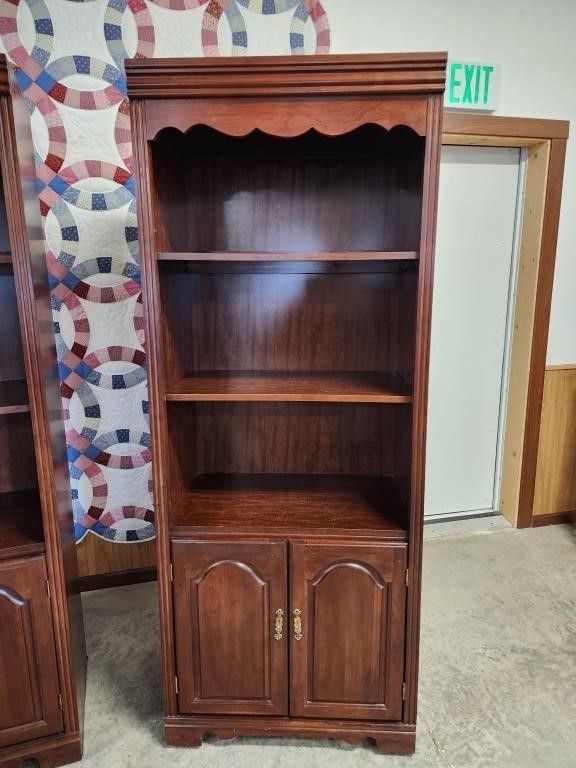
[0,234,41,557]
[0,487,44,560]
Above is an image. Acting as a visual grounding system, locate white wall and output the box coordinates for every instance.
[325,0,575,364]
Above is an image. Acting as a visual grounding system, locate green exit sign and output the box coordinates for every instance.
[445,60,500,111]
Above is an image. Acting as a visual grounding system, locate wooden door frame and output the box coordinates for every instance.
[442,113,569,527]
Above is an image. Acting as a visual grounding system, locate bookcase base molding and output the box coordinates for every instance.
[165,717,416,755]
[0,732,82,768]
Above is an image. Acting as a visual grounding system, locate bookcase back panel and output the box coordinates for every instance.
[168,401,408,485]
[152,125,424,253]
[0,414,38,493]
[0,271,26,383]
[160,268,416,383]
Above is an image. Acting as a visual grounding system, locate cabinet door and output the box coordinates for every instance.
[0,556,62,747]
[172,539,288,716]
[290,541,407,721]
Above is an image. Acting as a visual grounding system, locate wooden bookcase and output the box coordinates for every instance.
[0,56,86,768]
[127,53,446,754]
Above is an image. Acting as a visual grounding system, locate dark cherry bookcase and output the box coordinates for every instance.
[0,56,86,768]
[127,53,446,754]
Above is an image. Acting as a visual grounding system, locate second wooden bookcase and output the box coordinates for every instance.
[0,55,86,768]
[127,53,446,755]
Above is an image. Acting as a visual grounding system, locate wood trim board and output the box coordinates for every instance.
[77,567,157,593]
[443,114,569,139]
[517,139,567,527]
[499,141,550,527]
[532,511,575,527]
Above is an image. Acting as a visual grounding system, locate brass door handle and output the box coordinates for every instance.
[293,608,302,640]
[274,609,284,640]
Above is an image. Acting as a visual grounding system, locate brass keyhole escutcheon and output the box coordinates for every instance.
[274,608,284,640]
[293,608,302,640]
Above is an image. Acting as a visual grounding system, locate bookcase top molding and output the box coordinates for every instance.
[127,53,447,139]
[125,52,448,100]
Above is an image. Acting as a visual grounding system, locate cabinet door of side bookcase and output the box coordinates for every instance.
[0,556,63,748]
[172,539,288,716]
[290,541,407,721]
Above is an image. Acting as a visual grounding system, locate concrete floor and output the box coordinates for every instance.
[77,524,576,768]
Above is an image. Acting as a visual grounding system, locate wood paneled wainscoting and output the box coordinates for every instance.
[532,365,576,526]
[76,536,156,591]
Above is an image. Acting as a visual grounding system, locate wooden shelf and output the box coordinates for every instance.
[166,371,412,404]
[171,473,408,537]
[0,251,11,264]
[0,489,44,560]
[0,379,29,414]
[157,251,418,262]
[0,405,30,415]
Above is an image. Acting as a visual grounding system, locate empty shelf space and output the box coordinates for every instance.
[166,371,412,404]
[152,124,424,253]
[157,251,418,262]
[0,379,29,414]
[171,473,408,537]
[0,489,44,559]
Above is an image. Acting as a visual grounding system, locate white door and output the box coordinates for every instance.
[425,145,522,519]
